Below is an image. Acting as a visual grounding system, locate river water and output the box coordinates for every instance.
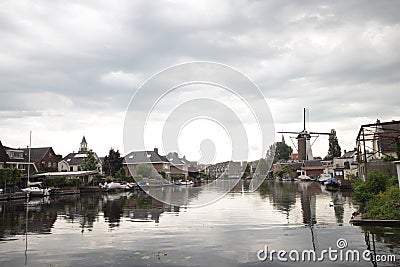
[0,181,399,267]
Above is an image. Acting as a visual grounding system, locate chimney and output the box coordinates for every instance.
[154,147,159,155]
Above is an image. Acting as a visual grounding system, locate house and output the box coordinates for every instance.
[301,160,325,178]
[332,149,358,179]
[22,147,58,171]
[123,148,171,179]
[0,141,7,169]
[180,156,201,178]
[58,136,102,173]
[166,152,188,180]
[205,161,246,179]
[1,142,37,174]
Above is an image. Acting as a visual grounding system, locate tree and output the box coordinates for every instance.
[136,163,152,178]
[274,166,291,178]
[325,129,341,160]
[0,168,21,190]
[257,158,269,175]
[115,168,129,181]
[275,142,293,162]
[82,150,100,171]
[103,148,123,177]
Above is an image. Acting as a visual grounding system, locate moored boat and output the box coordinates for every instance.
[22,186,51,197]
[175,179,194,186]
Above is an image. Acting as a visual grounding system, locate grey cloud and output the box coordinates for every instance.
[0,0,399,155]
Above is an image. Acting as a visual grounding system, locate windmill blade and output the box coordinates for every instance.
[309,132,332,135]
[278,131,302,134]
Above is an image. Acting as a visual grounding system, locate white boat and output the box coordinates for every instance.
[298,170,312,181]
[175,180,194,186]
[318,169,333,184]
[100,182,125,190]
[22,186,51,197]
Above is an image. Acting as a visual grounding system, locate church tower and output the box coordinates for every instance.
[79,136,88,152]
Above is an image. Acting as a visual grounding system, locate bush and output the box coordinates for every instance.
[274,166,291,178]
[353,171,389,205]
[364,186,400,220]
[353,170,400,219]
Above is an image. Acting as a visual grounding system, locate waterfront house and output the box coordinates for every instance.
[205,161,246,179]
[0,141,7,169]
[58,136,102,173]
[332,149,358,180]
[123,148,171,179]
[22,147,59,172]
[180,156,202,178]
[167,152,188,180]
[1,142,37,174]
[301,160,325,178]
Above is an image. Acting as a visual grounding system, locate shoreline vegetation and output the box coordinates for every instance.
[352,170,400,221]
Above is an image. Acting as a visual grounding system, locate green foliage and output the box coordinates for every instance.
[274,142,293,162]
[383,155,396,162]
[325,129,341,160]
[353,171,390,206]
[267,142,293,163]
[353,182,374,207]
[158,170,166,179]
[82,150,100,171]
[103,148,123,177]
[364,186,400,220]
[65,178,77,187]
[257,158,269,175]
[274,166,291,178]
[0,168,21,188]
[43,176,66,187]
[136,164,152,178]
[115,168,131,181]
[388,176,399,187]
[353,171,400,219]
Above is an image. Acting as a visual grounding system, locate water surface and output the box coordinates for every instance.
[0,181,399,267]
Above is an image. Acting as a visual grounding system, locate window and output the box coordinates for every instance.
[48,162,52,167]
[70,166,73,171]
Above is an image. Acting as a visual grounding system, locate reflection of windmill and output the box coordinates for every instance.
[278,108,331,161]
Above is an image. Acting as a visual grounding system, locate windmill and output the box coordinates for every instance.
[278,108,331,161]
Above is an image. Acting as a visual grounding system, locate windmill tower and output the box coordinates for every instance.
[279,108,331,161]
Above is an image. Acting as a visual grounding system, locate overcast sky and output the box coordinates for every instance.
[1,0,399,161]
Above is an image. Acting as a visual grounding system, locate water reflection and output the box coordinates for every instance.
[0,181,399,266]
[0,191,177,240]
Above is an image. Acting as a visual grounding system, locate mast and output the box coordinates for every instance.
[27,131,32,186]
